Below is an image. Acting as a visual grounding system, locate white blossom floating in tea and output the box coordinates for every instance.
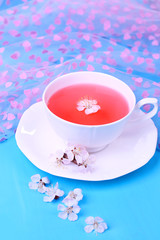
[47,83,129,125]
[77,98,101,115]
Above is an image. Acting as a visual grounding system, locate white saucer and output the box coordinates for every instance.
[15,102,157,181]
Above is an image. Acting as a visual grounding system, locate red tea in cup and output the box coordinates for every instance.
[47,83,129,125]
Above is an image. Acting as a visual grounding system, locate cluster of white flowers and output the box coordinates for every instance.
[58,188,83,221]
[55,144,95,172]
[29,172,108,234]
[77,98,101,115]
[29,174,64,202]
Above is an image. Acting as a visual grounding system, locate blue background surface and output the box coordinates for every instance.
[1,136,160,240]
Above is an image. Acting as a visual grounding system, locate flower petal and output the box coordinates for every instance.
[28,182,38,190]
[58,211,68,220]
[85,216,95,224]
[68,212,78,221]
[54,182,59,190]
[81,151,89,161]
[63,198,76,207]
[85,108,94,115]
[77,105,85,111]
[62,158,72,165]
[92,105,101,113]
[75,154,83,164]
[72,205,81,214]
[99,222,108,230]
[84,225,94,233]
[74,188,83,201]
[46,186,54,196]
[43,195,54,202]
[31,174,40,183]
[77,100,85,106]
[74,188,82,195]
[95,223,106,233]
[42,177,50,184]
[94,216,104,223]
[56,189,64,197]
[65,150,74,161]
[38,185,46,193]
[58,204,66,211]
[76,193,83,201]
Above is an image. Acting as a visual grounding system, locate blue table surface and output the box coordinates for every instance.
[1,136,160,240]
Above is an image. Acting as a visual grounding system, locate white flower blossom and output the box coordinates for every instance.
[58,203,81,221]
[55,150,72,166]
[77,98,101,115]
[43,182,64,202]
[84,216,108,234]
[54,144,95,171]
[66,144,89,165]
[63,188,83,206]
[78,154,95,173]
[28,174,50,193]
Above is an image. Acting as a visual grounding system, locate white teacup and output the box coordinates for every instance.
[42,71,158,152]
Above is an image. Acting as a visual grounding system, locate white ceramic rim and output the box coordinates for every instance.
[42,71,136,128]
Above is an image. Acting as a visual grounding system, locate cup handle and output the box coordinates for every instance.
[130,97,158,121]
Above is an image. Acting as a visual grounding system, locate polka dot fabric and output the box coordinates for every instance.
[0,0,160,149]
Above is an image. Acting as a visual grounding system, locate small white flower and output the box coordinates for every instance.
[78,154,95,173]
[77,98,101,115]
[66,144,89,165]
[58,203,81,221]
[28,174,50,193]
[63,188,83,206]
[43,182,64,202]
[84,216,108,234]
[55,150,72,166]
